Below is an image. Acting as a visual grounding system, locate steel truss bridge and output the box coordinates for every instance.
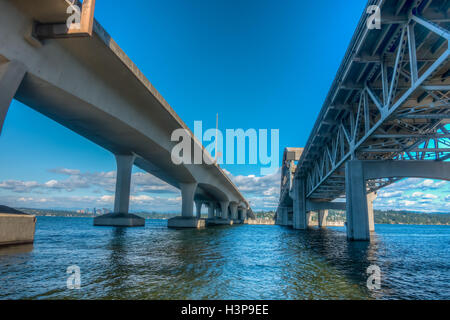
[277,0,450,240]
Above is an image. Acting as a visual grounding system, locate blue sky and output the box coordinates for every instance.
[0,0,448,212]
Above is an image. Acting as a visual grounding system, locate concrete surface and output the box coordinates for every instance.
[0,0,253,229]
[93,213,145,227]
[0,213,36,246]
[206,218,233,226]
[167,217,206,228]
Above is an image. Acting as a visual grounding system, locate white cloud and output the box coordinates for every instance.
[0,168,177,194]
[131,195,155,202]
[224,168,280,194]
[223,168,281,210]
[399,200,417,206]
[51,168,81,175]
[2,166,448,213]
[378,191,403,198]
[0,193,183,213]
[263,187,278,196]
[99,195,114,202]
[1,166,282,211]
[0,180,40,192]
[373,176,450,212]
[416,179,446,189]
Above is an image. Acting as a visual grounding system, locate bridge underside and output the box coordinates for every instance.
[301,0,449,202]
[278,0,449,240]
[0,0,253,228]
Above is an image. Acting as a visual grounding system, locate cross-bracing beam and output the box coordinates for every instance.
[296,2,449,201]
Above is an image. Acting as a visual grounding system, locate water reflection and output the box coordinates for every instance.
[0,218,448,300]
[291,227,378,297]
[104,227,131,298]
[269,227,373,299]
[0,243,34,256]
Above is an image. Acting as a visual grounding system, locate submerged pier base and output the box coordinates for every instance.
[167,217,206,228]
[0,206,36,246]
[206,217,233,226]
[93,213,145,227]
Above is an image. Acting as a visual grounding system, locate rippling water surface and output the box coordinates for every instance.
[0,217,449,299]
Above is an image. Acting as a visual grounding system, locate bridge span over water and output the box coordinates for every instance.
[277,0,450,240]
[0,0,253,228]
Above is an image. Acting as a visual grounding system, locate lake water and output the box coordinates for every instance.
[0,217,449,300]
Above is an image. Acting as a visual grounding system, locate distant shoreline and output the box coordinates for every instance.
[9,208,450,226]
[32,215,450,226]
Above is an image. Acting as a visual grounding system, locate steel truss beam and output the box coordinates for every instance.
[289,1,450,202]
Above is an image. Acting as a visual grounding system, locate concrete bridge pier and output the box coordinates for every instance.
[293,178,307,230]
[275,208,281,225]
[345,161,370,240]
[206,201,233,226]
[215,205,221,218]
[306,200,345,228]
[276,207,287,226]
[230,203,239,223]
[94,154,145,227]
[195,200,203,219]
[217,201,233,225]
[0,60,27,135]
[238,208,247,223]
[207,201,215,219]
[241,208,247,222]
[219,201,229,220]
[306,211,314,227]
[205,202,217,225]
[318,210,328,228]
[168,182,205,228]
[346,160,450,240]
[367,192,377,232]
[180,183,197,218]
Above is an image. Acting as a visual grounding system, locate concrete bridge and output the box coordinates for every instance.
[277,0,449,240]
[0,0,253,227]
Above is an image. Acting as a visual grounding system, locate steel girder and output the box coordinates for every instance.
[293,0,450,202]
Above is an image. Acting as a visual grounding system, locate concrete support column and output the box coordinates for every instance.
[180,182,198,217]
[276,207,289,226]
[306,211,313,227]
[168,182,204,228]
[281,207,288,225]
[293,177,307,229]
[230,203,238,220]
[207,201,215,218]
[275,208,282,225]
[195,200,203,219]
[220,201,229,220]
[318,209,328,228]
[345,160,370,241]
[215,206,220,217]
[241,208,247,221]
[113,154,136,214]
[0,60,27,135]
[367,192,377,232]
[94,154,144,227]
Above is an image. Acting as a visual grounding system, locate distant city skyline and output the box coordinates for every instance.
[0,0,448,213]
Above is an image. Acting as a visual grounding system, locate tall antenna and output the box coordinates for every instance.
[215,113,219,163]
